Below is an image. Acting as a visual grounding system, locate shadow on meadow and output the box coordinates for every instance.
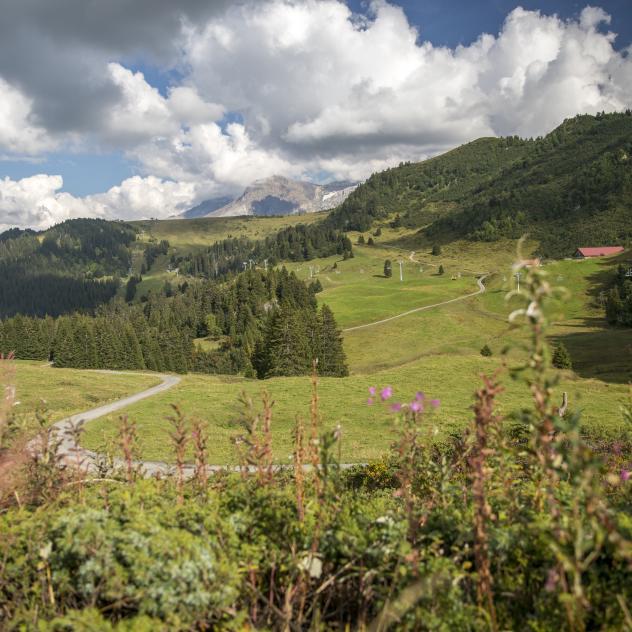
[554,252,632,384]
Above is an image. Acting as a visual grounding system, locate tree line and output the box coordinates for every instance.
[175,223,352,279]
[0,218,137,318]
[605,264,632,326]
[0,268,347,378]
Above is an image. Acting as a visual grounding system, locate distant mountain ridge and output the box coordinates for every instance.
[181,196,234,219]
[181,176,358,219]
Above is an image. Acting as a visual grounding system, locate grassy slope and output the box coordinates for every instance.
[82,239,631,463]
[129,214,325,299]
[12,362,162,428]
[133,213,324,250]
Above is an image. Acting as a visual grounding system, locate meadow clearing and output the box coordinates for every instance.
[72,230,631,463]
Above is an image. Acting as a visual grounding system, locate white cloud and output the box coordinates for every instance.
[0,79,58,156]
[0,174,199,231]
[1,1,632,229]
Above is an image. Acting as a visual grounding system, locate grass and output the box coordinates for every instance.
[12,362,162,429]
[132,214,324,251]
[16,221,624,465]
[80,353,630,464]
[287,244,480,328]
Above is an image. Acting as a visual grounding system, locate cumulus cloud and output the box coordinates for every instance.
[0,174,199,232]
[1,1,632,229]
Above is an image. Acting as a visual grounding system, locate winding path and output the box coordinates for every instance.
[28,372,182,476]
[31,276,488,475]
[343,274,487,332]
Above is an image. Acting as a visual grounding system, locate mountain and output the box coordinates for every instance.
[180,196,235,219]
[327,112,632,257]
[183,176,357,218]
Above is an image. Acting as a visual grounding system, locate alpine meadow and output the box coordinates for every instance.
[1,2,632,630]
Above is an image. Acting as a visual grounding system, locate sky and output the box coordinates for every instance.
[0,0,631,230]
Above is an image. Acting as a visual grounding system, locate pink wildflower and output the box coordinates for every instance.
[410,400,423,413]
[367,398,374,406]
[621,469,631,482]
[380,386,393,401]
[390,402,402,412]
[430,399,440,408]
[368,386,376,396]
[415,391,425,401]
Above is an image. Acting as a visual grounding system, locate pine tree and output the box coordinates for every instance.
[315,305,348,376]
[432,244,442,256]
[552,343,572,369]
[384,259,393,278]
[264,308,311,377]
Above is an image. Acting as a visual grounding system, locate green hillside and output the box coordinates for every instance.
[0,219,137,317]
[328,112,632,257]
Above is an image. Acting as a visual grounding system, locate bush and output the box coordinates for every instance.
[438,264,445,275]
[480,344,492,357]
[432,244,442,256]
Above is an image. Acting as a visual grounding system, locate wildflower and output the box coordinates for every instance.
[390,402,402,412]
[380,386,393,401]
[621,469,630,482]
[544,568,559,592]
[367,398,374,406]
[415,391,424,401]
[410,400,423,413]
[368,386,376,396]
[430,399,440,408]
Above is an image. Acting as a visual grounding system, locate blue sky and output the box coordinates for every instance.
[2,0,631,198]
[1,0,631,229]
[359,0,632,48]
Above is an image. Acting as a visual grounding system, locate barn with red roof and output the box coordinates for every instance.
[574,246,625,258]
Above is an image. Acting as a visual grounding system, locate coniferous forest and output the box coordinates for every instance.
[176,223,353,278]
[0,268,347,378]
[326,112,632,257]
[0,219,135,318]
[605,264,632,326]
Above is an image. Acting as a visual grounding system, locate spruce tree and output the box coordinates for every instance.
[552,343,572,369]
[316,305,348,376]
[265,308,311,377]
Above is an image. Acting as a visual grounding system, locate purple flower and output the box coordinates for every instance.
[621,469,631,482]
[545,568,559,592]
[410,400,423,413]
[380,386,393,401]
[430,399,440,408]
[415,391,425,401]
[390,402,402,412]
[368,386,376,396]
[367,398,374,406]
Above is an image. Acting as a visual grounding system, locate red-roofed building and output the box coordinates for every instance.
[574,246,625,258]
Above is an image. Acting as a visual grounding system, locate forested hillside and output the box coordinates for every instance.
[327,112,632,256]
[0,268,347,378]
[175,223,352,278]
[0,219,136,317]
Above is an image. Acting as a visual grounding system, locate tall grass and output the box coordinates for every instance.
[1,256,631,630]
